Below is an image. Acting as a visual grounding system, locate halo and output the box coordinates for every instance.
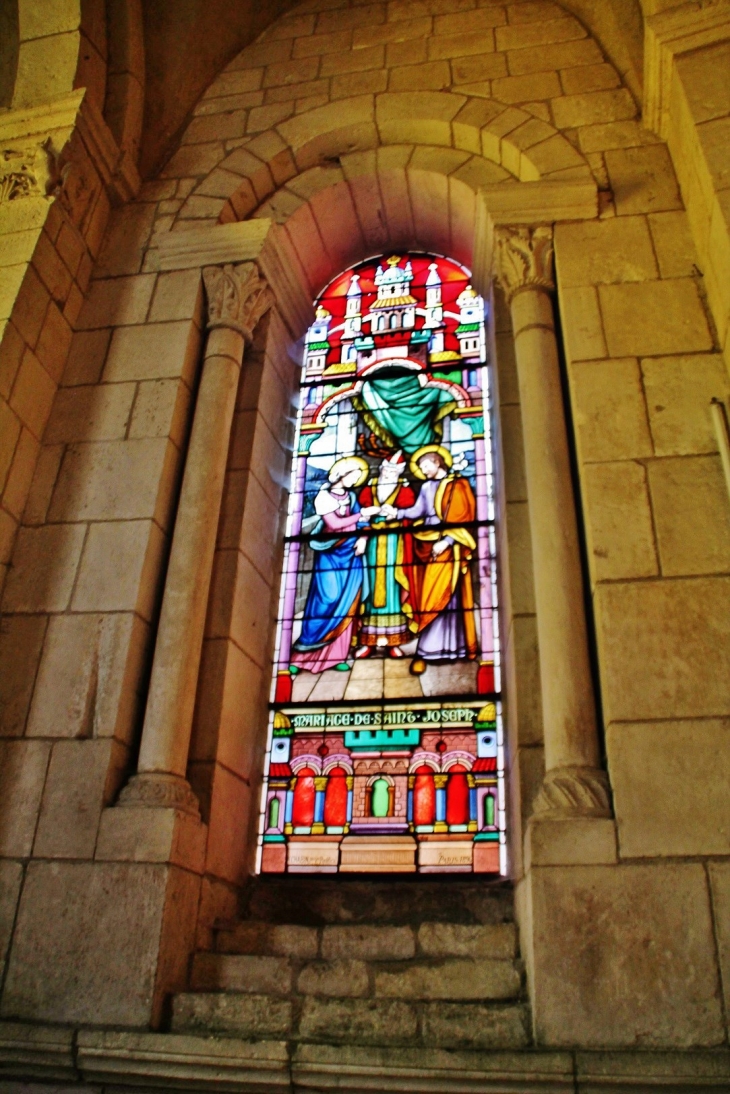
[409,445,453,480]
[328,455,369,487]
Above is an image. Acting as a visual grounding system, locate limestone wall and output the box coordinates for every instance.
[0,0,729,1051]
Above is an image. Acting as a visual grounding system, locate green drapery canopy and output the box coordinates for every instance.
[356,372,455,455]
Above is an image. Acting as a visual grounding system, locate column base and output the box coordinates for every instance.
[2,791,208,1029]
[12,784,212,1027]
[525,815,617,869]
[531,764,612,820]
[118,772,201,818]
[104,771,207,870]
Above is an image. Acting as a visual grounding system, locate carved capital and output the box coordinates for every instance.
[532,765,612,820]
[494,225,555,304]
[118,772,201,817]
[0,144,51,203]
[0,148,39,202]
[203,262,274,342]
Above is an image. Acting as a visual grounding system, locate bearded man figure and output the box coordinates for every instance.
[384,445,478,675]
[355,451,415,659]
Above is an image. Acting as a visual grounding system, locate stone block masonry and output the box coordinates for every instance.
[0,0,730,1069]
[173,878,529,1052]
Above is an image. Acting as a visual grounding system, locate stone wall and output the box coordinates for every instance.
[0,0,728,1054]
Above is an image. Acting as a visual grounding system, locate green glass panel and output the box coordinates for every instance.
[268,797,280,828]
[345,728,421,751]
[484,793,494,827]
[371,778,390,817]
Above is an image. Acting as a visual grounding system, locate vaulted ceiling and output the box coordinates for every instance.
[140,0,299,177]
[138,0,646,179]
[0,0,648,179]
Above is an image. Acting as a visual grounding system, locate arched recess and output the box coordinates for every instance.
[137,0,642,177]
[148,0,623,913]
[186,162,540,892]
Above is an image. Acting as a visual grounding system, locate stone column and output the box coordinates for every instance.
[121,262,273,814]
[494,226,610,819]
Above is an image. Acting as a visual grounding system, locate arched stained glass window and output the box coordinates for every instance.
[258,253,505,876]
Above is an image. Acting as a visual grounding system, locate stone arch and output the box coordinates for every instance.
[291,755,322,774]
[410,755,441,773]
[442,753,475,771]
[323,757,353,775]
[153,0,642,243]
[152,0,630,837]
[170,90,594,234]
[268,171,482,296]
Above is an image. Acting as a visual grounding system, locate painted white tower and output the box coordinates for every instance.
[340,273,361,365]
[424,262,443,328]
[304,305,332,378]
[455,285,485,361]
[424,261,445,356]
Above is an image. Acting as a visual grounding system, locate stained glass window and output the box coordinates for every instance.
[257,253,505,875]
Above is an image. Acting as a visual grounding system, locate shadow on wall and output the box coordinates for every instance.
[140,0,300,179]
[0,0,19,108]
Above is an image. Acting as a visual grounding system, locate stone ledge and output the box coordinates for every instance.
[149,219,274,273]
[472,179,598,296]
[481,179,599,226]
[575,1048,730,1090]
[144,219,313,341]
[0,1023,730,1092]
[0,1021,77,1082]
[76,1030,290,1092]
[293,1043,575,1092]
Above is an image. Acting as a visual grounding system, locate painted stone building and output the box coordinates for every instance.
[0,0,730,1090]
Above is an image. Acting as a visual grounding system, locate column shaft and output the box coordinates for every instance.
[121,262,273,813]
[137,325,244,778]
[495,225,610,817]
[509,287,598,772]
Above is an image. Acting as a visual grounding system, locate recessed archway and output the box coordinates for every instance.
[185,157,541,895]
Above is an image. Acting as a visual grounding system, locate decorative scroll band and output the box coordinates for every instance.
[203,262,274,343]
[494,226,555,304]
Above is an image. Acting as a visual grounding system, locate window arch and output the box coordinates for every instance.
[291,766,316,829]
[413,765,436,828]
[323,766,349,829]
[259,253,504,876]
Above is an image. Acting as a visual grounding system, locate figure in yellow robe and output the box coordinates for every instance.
[387,445,478,675]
